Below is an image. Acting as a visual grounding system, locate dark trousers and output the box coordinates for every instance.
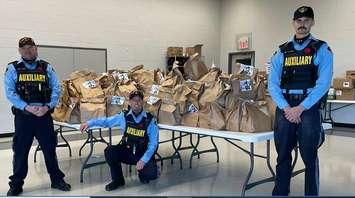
[272,97,325,196]
[104,144,158,182]
[9,112,65,188]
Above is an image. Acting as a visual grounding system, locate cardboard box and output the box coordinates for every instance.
[167,47,183,57]
[185,44,203,57]
[335,89,355,100]
[346,70,355,86]
[333,78,353,89]
[346,70,355,79]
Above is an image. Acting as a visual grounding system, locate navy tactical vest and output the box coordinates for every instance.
[120,110,153,157]
[280,39,325,91]
[11,60,52,104]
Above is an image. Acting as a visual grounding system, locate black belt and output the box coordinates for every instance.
[11,106,32,116]
[283,93,307,101]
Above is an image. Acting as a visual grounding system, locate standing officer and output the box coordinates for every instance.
[5,37,71,196]
[268,6,333,196]
[80,90,159,191]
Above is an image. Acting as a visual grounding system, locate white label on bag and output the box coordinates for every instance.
[147,96,159,105]
[111,96,125,105]
[328,88,335,95]
[82,80,97,89]
[240,79,253,92]
[188,103,198,113]
[118,73,129,80]
[159,73,165,81]
[150,85,160,95]
[117,73,129,81]
[336,90,342,96]
[343,81,350,88]
[240,64,254,76]
[69,103,76,109]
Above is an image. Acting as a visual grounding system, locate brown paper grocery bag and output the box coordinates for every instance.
[183,53,208,81]
[79,79,105,98]
[113,82,137,99]
[198,103,225,130]
[97,73,116,90]
[67,80,80,98]
[184,81,204,109]
[198,67,222,83]
[254,77,266,101]
[52,102,69,122]
[240,102,272,133]
[225,102,242,132]
[265,95,276,128]
[129,65,155,86]
[144,95,161,117]
[158,103,181,125]
[199,80,224,109]
[173,84,192,103]
[154,69,165,85]
[106,95,128,117]
[64,97,81,124]
[181,112,199,127]
[80,98,106,122]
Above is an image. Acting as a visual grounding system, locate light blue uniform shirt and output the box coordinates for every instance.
[4,57,61,110]
[268,34,333,110]
[87,110,159,164]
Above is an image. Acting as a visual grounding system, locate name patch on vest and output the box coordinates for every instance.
[18,74,46,82]
[284,56,313,67]
[126,127,145,137]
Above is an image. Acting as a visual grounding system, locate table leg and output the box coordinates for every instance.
[210,136,219,163]
[189,134,201,168]
[241,143,255,197]
[170,131,183,169]
[58,125,72,157]
[79,133,90,156]
[80,129,94,183]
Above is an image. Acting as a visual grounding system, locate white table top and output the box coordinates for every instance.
[158,124,274,143]
[327,100,355,104]
[53,121,106,131]
[53,121,332,143]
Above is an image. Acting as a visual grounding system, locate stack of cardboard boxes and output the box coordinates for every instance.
[333,70,355,100]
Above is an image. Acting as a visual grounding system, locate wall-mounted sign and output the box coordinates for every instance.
[236,33,252,51]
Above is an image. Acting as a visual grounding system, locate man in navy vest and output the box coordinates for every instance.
[80,90,159,191]
[268,6,333,196]
[4,37,71,196]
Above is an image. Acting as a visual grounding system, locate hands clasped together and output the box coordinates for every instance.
[283,105,305,124]
[25,105,49,117]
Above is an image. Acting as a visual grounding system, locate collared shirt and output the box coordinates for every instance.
[268,34,333,110]
[4,57,61,110]
[87,109,159,164]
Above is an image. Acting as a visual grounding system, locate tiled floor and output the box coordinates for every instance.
[1,127,355,196]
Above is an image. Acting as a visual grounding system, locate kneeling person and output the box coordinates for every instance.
[80,90,159,191]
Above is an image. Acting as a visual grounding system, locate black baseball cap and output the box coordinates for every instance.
[129,90,144,100]
[19,37,36,48]
[293,6,314,20]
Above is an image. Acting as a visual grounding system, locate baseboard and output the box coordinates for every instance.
[334,123,355,128]
[0,133,14,138]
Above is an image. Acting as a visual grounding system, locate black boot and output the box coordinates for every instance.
[7,187,23,196]
[51,180,71,191]
[105,179,125,191]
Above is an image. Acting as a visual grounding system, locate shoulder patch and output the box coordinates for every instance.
[273,51,277,56]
